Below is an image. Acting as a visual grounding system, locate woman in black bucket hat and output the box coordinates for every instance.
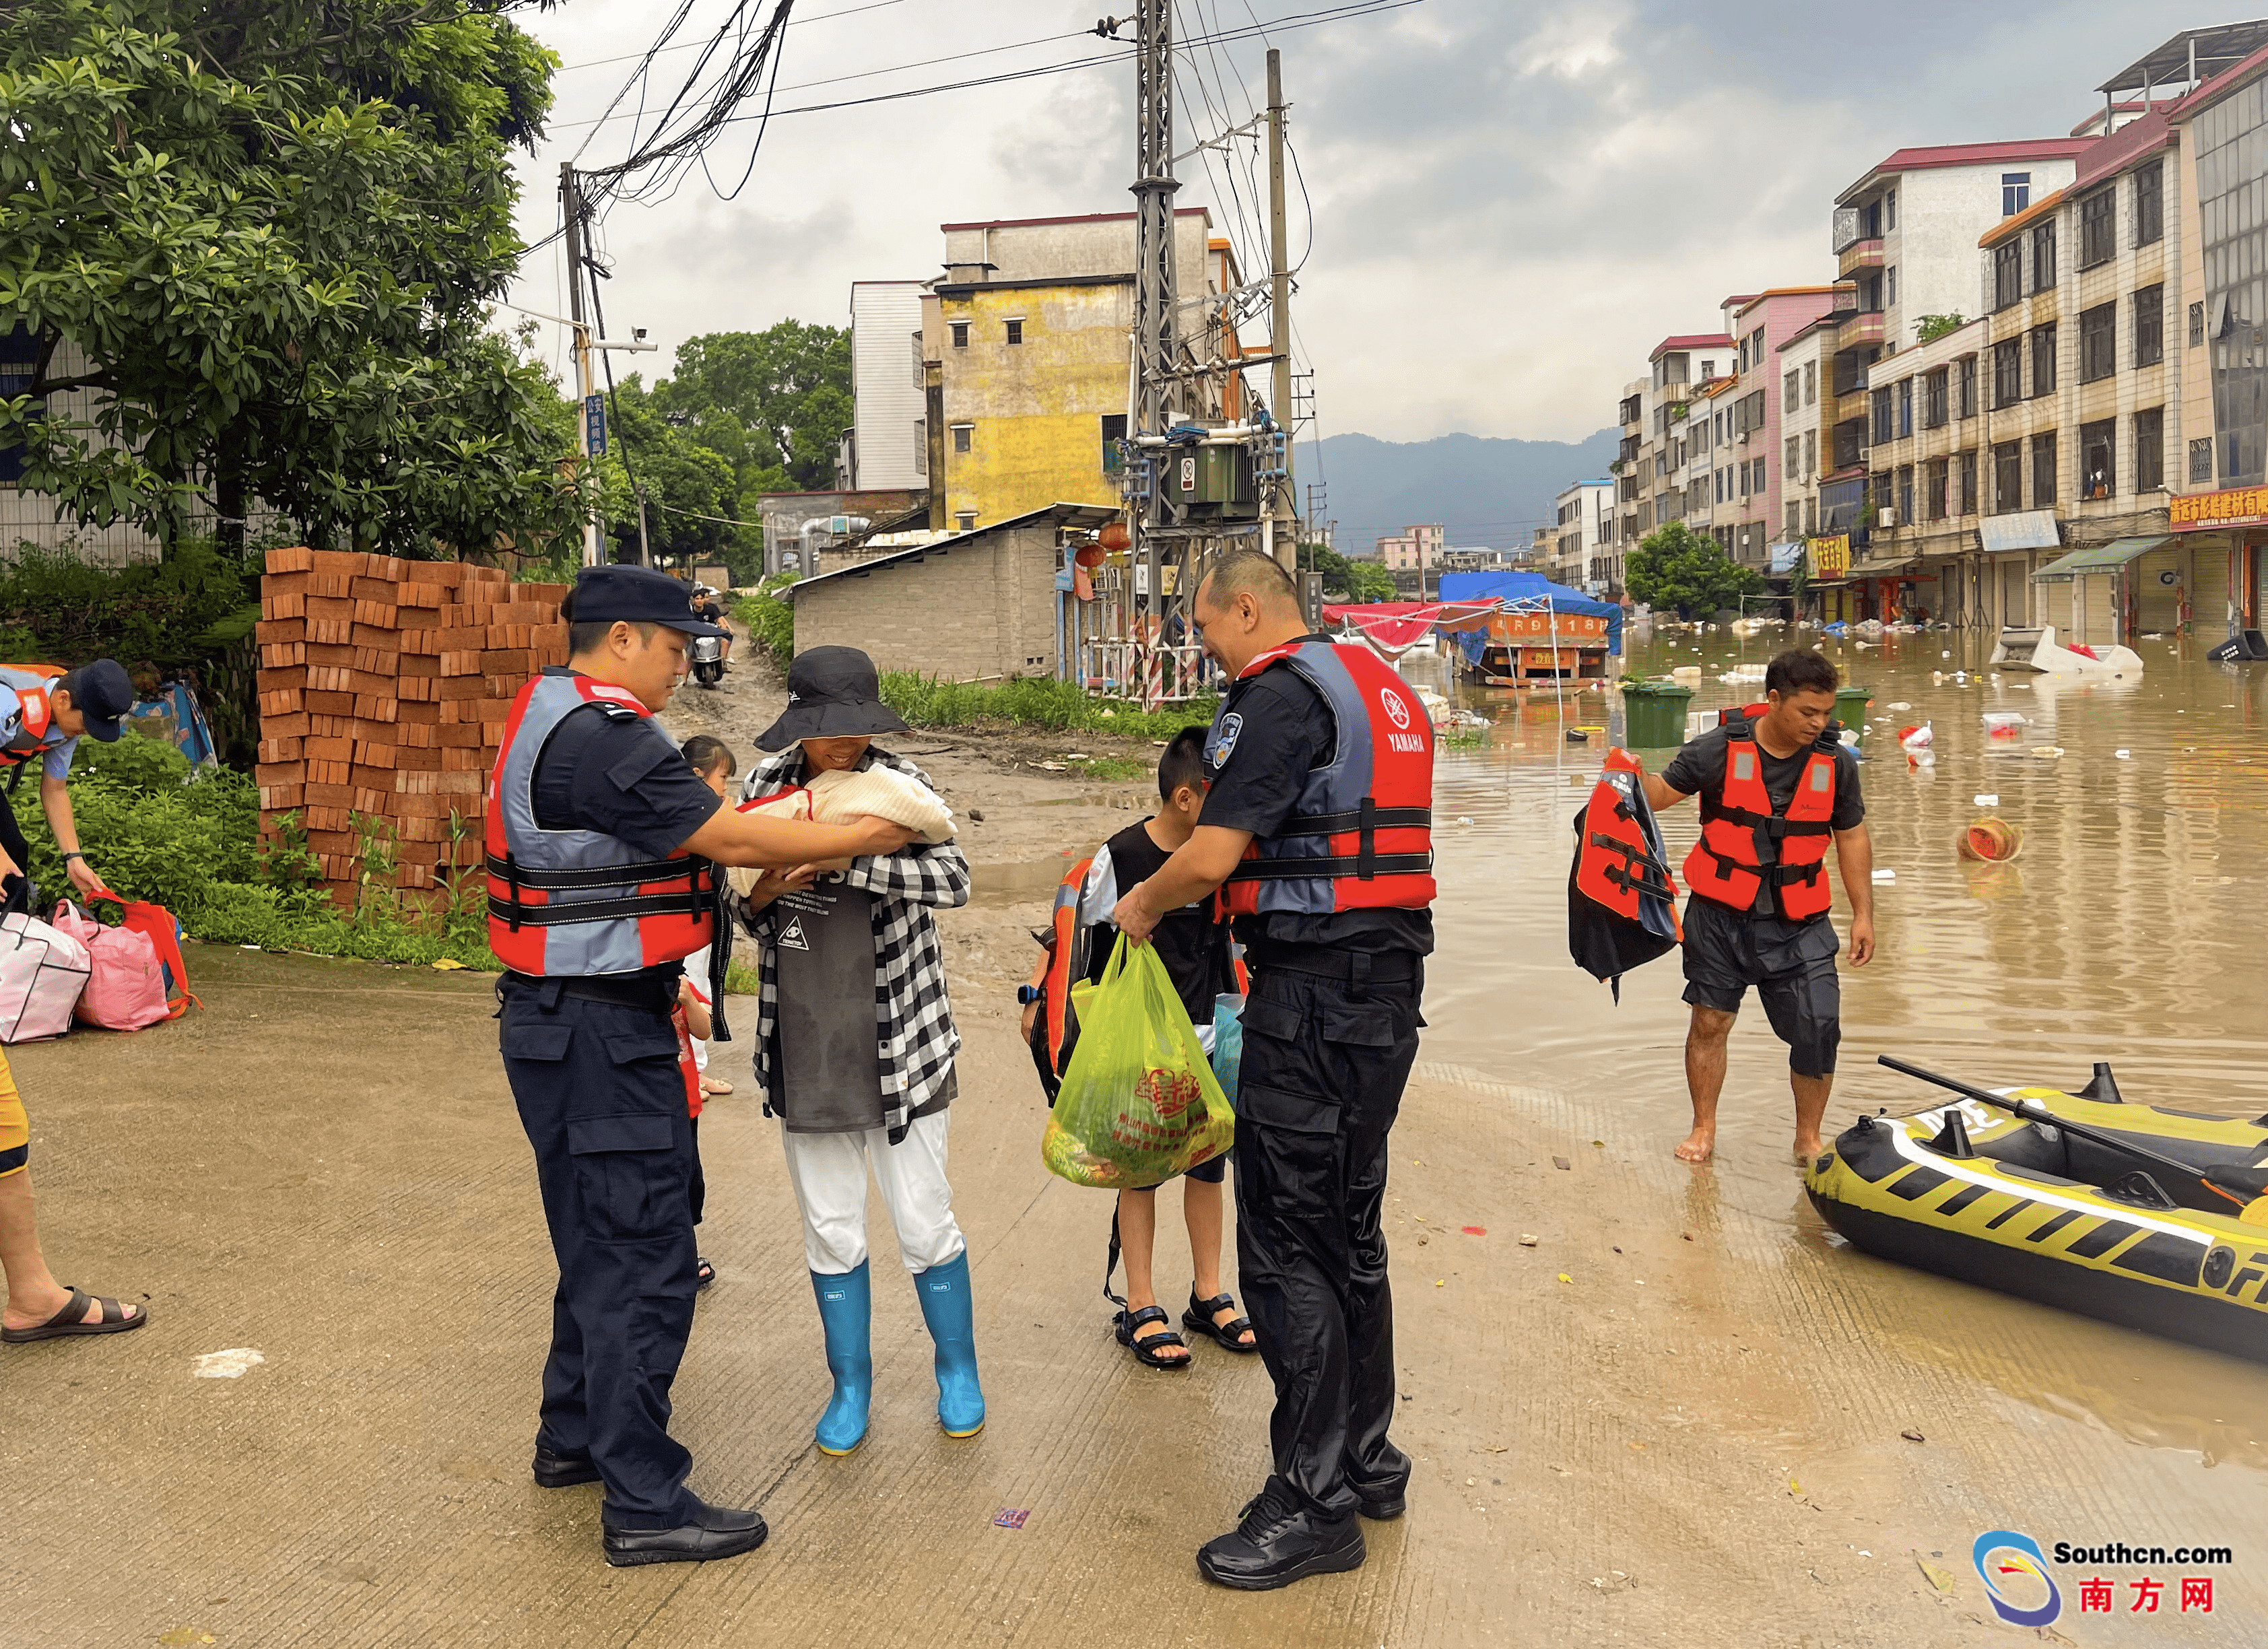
[734,646,980,1456]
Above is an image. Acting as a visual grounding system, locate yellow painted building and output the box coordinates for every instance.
[928,209,1238,531]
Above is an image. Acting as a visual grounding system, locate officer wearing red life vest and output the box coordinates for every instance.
[1640,648,1875,1168]
[0,660,134,913]
[490,565,915,1570]
[1111,547,1433,1592]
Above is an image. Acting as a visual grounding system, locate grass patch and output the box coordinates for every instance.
[1062,754,1147,781]
[733,574,795,663]
[880,672,1215,740]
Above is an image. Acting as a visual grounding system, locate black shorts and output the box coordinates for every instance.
[1680,898,1841,1077]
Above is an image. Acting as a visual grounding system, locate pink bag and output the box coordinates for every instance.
[0,913,92,1043]
[49,900,169,1032]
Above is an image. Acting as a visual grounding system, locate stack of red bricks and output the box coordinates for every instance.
[253,547,570,907]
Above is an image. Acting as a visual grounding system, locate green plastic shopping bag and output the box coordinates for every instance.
[1041,934,1236,1189]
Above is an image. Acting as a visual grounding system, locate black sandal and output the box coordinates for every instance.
[1,1287,147,1343]
[1183,1289,1259,1353]
[1114,1304,1191,1369]
[696,1258,715,1291]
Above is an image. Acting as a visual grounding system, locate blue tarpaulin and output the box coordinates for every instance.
[1435,572,1624,659]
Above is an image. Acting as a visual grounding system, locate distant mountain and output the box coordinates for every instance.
[1304,429,1622,557]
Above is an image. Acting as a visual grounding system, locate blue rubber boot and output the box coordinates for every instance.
[913,1250,986,1438]
[810,1263,872,1456]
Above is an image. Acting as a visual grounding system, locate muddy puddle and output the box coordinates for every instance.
[1411,624,2268,1466]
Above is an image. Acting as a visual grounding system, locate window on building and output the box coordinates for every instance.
[1956,355,1978,418]
[1886,265,1898,308]
[1993,441,2022,512]
[914,419,927,475]
[1896,376,1913,437]
[1785,433,1801,480]
[2134,407,2164,492]
[1993,240,2022,310]
[2031,431,2057,508]
[1803,360,1817,405]
[1784,369,1800,413]
[2190,300,2206,348]
[1738,461,1750,499]
[1958,448,1978,514]
[949,321,970,349]
[2030,323,2057,397]
[951,423,973,453]
[1926,457,1948,520]
[955,511,976,531]
[2079,302,2116,382]
[2032,219,2057,292]
[1885,188,1898,231]
[1804,495,1817,535]
[2191,436,2215,483]
[2077,419,2114,500]
[1802,428,1816,476]
[1100,412,1127,472]
[2133,284,2164,367]
[2134,160,2163,246]
[1992,339,2023,407]
[2079,187,2114,268]
[1870,386,1892,445]
[1786,501,1801,535]
[2003,172,2030,215]
[1005,318,1024,345]
[1896,465,1914,525]
[1925,368,1949,428]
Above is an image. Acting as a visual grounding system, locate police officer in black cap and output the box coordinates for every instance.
[488,564,916,1568]
[1112,547,1435,1590]
[0,658,136,912]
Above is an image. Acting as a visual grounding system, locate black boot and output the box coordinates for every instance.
[1196,1479,1366,1590]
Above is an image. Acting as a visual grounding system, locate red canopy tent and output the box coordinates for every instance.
[1321,601,1502,658]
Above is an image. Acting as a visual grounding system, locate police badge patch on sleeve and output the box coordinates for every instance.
[1208,712,1243,768]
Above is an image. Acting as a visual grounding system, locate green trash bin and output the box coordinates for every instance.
[1835,685,1873,745]
[1619,679,1695,748]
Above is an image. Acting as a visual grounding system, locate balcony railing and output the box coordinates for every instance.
[1838,237,1884,273]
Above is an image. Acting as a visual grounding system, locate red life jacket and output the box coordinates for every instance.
[484,671,715,976]
[1682,704,1840,920]
[1574,748,1681,922]
[1213,640,1435,916]
[0,664,67,770]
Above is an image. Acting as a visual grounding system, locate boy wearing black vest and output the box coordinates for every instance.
[1025,729,1258,1368]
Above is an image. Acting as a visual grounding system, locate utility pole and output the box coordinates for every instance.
[560,164,601,568]
[636,483,651,568]
[1265,49,1296,571]
[1129,0,1177,704]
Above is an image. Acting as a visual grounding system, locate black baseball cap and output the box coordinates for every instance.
[562,565,725,637]
[59,659,133,742]
[755,646,910,750]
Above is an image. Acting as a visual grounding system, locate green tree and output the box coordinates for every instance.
[1624,520,1765,618]
[0,0,583,558]
[1299,540,1397,602]
[653,323,853,500]
[596,376,746,572]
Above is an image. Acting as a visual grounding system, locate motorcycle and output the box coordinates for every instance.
[689,632,726,689]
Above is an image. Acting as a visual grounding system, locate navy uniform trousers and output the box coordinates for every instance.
[1232,950,1424,1520]
[498,973,700,1529]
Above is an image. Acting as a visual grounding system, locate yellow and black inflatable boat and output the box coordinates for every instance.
[1805,1063,2268,1363]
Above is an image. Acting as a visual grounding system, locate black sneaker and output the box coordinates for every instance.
[1196,1481,1366,1590]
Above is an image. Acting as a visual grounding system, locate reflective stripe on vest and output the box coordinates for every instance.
[0,664,66,769]
[483,671,714,976]
[1681,717,1838,920]
[1213,640,1436,916]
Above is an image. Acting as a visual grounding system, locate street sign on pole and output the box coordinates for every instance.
[584,394,608,457]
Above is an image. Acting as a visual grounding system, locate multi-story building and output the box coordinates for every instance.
[846,280,927,492]
[1774,308,1843,549]
[1838,315,1991,623]
[1376,523,1444,572]
[1716,288,1848,575]
[1552,480,1615,593]
[899,208,1230,537]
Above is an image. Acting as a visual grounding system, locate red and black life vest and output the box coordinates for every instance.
[0,663,67,771]
[1569,748,1682,998]
[484,671,715,976]
[1683,703,1840,920]
[1210,639,1435,916]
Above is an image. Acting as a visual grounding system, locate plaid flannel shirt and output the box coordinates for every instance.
[732,745,969,1135]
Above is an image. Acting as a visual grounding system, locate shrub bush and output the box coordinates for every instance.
[733,573,795,662]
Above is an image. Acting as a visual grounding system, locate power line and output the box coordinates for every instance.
[554,0,918,74]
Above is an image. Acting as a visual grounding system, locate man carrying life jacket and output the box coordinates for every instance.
[1640,648,1874,1166]
[0,660,135,913]
[489,565,916,1568]
[1112,547,1433,1591]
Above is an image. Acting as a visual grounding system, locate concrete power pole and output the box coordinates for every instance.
[560,164,601,568]
[1129,0,1177,653]
[1265,49,1296,571]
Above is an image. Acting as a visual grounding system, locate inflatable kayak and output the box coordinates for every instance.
[1805,1061,2268,1363]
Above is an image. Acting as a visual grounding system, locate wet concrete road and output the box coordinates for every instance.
[3,943,2259,1646]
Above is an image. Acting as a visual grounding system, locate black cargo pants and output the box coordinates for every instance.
[498,973,701,1530]
[1233,951,1424,1520]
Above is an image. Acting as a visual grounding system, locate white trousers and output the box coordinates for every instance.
[778,1112,965,1277]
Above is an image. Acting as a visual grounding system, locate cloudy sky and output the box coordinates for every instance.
[507,0,2165,446]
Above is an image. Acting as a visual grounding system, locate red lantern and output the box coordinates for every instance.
[1098,521,1131,553]
[1074,543,1106,568]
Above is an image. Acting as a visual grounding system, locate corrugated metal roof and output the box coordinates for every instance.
[785,503,1122,598]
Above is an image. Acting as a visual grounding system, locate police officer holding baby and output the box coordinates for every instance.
[488,565,914,1568]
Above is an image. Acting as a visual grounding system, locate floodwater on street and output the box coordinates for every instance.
[1411,622,2268,1475]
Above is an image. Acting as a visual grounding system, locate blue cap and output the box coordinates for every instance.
[563,565,726,637]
